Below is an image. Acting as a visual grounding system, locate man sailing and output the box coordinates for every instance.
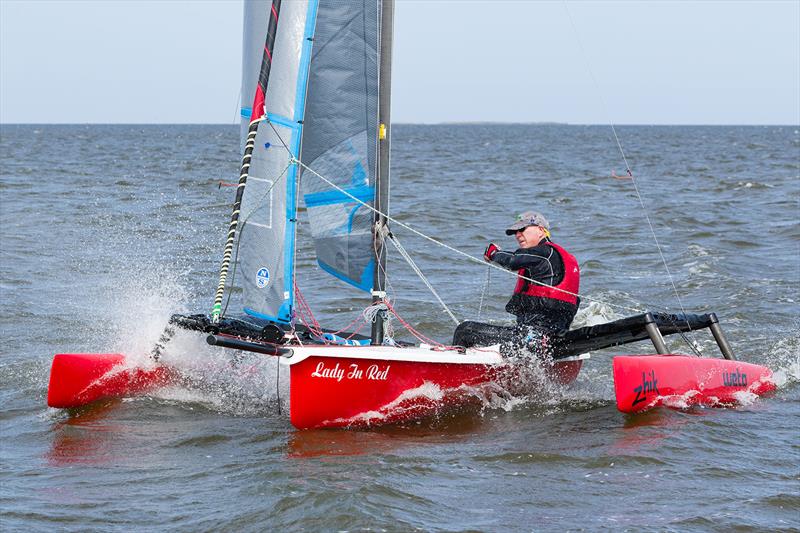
[453,211,580,354]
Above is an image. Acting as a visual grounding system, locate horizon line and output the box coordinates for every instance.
[2,122,799,127]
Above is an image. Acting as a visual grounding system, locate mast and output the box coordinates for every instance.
[371,0,394,345]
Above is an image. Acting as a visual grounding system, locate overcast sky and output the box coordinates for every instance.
[1,0,798,124]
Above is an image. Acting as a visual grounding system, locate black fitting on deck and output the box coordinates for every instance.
[206,335,293,357]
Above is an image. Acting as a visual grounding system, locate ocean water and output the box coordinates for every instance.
[1,124,798,532]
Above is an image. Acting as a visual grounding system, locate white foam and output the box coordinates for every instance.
[687,244,710,257]
[572,300,622,328]
[100,267,190,366]
[329,381,447,426]
[82,268,289,416]
[765,335,800,388]
[732,390,759,406]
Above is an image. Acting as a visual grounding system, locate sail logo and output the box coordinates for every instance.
[256,267,270,288]
[311,362,390,382]
[723,369,747,387]
[632,370,660,406]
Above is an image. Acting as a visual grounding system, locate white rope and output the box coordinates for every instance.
[293,157,644,315]
[362,302,396,345]
[387,234,460,325]
[362,301,387,323]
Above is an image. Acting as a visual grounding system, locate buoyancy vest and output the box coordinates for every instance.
[513,241,580,305]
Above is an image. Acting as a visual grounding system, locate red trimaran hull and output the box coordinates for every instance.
[287,354,582,429]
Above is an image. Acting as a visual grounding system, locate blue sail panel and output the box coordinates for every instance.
[299,0,380,294]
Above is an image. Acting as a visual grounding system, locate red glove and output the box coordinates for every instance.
[484,243,499,262]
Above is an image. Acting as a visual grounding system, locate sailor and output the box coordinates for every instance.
[453,211,580,353]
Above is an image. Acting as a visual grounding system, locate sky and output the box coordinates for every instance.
[1,0,798,125]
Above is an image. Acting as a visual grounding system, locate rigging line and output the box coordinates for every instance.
[293,281,369,340]
[294,282,325,337]
[560,0,700,344]
[381,300,459,350]
[330,311,369,339]
[373,223,398,304]
[275,358,281,415]
[660,312,704,357]
[233,87,242,125]
[292,156,645,315]
[265,118,293,155]
[387,234,460,325]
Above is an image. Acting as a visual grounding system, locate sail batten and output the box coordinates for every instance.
[240,108,302,131]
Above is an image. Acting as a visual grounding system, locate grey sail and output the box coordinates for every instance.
[237,0,316,323]
[299,0,381,293]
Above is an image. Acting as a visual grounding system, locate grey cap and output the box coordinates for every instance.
[505,211,550,235]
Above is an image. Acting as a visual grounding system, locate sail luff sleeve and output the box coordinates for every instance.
[211,0,283,322]
[250,0,281,122]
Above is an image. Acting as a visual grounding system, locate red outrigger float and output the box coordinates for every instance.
[613,355,775,414]
[47,353,174,410]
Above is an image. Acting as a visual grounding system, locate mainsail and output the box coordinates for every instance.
[237,0,317,323]
[237,0,382,323]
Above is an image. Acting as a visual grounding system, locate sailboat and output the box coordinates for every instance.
[47,0,775,428]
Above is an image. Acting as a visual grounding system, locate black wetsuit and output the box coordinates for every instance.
[493,238,578,330]
[453,238,579,351]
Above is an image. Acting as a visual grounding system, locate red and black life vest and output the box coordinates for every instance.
[512,241,580,304]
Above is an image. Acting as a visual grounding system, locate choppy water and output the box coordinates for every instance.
[1,124,798,531]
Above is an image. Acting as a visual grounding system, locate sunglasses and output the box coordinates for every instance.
[514,225,538,234]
